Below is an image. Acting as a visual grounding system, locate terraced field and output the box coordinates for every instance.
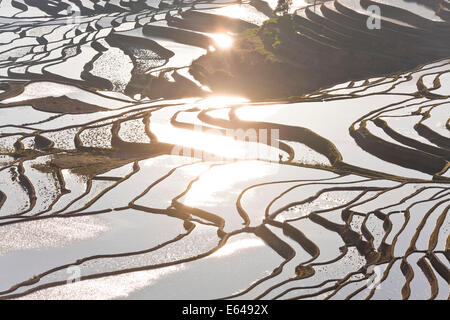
[0,0,448,300]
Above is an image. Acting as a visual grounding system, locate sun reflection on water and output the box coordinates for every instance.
[210,33,233,49]
[151,96,252,159]
[183,161,280,208]
[197,95,249,109]
[153,123,249,159]
[210,238,266,258]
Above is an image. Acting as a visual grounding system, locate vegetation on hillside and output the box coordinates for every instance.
[189,11,448,99]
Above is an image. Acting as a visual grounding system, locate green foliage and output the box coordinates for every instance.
[274,0,293,16]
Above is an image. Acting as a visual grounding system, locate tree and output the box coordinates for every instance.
[275,0,293,15]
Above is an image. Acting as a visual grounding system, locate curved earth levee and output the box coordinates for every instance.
[0,0,448,300]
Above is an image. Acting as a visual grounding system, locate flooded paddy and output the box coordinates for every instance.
[0,0,448,300]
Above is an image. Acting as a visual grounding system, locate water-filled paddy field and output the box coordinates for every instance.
[0,0,448,300]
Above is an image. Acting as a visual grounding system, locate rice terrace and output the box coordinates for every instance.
[0,0,448,301]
